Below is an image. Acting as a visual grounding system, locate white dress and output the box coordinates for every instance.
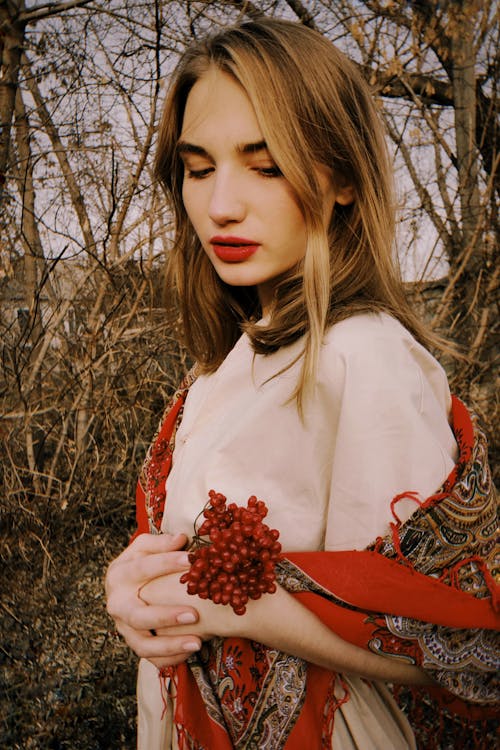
[137,312,458,749]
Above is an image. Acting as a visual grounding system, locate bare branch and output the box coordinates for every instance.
[385,112,450,244]
[18,0,95,24]
[368,68,453,106]
[21,51,97,253]
[283,0,319,29]
[227,0,266,21]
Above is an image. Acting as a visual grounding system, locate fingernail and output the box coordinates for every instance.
[177,612,197,625]
[178,552,190,566]
[182,641,200,652]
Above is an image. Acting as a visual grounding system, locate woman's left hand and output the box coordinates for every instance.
[140,571,241,641]
[105,533,203,668]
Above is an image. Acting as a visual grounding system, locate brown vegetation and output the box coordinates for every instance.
[0,1,497,747]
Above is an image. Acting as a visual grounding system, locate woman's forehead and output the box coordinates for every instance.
[180,68,263,147]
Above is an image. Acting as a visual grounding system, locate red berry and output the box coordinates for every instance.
[182,491,281,614]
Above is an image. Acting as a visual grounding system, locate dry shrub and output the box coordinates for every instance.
[0,258,187,748]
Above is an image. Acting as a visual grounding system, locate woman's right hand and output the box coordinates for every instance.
[105,532,202,669]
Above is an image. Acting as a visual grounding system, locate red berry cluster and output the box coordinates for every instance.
[180,490,282,615]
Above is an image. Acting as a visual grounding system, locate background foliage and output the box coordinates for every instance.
[1,1,498,747]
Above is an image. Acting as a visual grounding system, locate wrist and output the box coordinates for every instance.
[196,595,249,639]
[228,585,287,641]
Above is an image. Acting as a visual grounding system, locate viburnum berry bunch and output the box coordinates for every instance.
[180,490,282,615]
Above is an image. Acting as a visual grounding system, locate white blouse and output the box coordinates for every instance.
[139,312,459,750]
[161,312,458,551]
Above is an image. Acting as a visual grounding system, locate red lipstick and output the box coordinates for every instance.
[210,235,260,263]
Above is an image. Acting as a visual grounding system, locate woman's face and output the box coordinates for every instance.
[178,68,349,312]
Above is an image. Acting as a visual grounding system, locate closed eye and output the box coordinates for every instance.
[186,167,214,179]
[256,166,283,178]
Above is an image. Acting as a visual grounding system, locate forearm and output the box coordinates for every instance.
[141,574,432,687]
[244,586,432,686]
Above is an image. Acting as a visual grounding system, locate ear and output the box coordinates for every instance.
[335,183,355,206]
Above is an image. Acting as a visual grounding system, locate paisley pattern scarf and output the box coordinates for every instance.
[133,376,499,749]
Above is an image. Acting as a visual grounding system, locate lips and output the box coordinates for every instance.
[210,236,260,263]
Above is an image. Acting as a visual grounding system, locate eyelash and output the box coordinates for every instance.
[186,168,213,179]
[185,166,283,180]
[258,166,282,178]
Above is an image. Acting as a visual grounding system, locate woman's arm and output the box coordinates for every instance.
[142,571,433,687]
[105,533,202,669]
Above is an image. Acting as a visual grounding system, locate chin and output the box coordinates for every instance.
[212,264,266,289]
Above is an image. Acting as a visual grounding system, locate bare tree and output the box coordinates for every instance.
[314,0,498,421]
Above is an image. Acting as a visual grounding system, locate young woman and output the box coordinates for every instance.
[106,18,498,750]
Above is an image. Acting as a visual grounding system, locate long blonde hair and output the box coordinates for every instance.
[156,18,439,408]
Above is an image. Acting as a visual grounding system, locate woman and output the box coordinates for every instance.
[106,18,498,750]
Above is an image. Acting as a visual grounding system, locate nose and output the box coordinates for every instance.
[208,168,246,226]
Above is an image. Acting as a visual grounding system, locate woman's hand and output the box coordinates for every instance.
[105,532,202,669]
[139,569,251,642]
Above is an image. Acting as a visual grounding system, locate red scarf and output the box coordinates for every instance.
[134,378,499,749]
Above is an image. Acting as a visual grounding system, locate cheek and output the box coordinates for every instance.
[181,181,191,214]
[283,203,308,261]
[274,186,307,236]
[282,201,307,245]
[181,184,199,229]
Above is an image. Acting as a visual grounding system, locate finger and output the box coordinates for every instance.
[149,654,194,669]
[122,604,199,631]
[117,623,201,660]
[107,550,190,594]
[131,551,191,582]
[116,532,188,562]
[138,634,201,660]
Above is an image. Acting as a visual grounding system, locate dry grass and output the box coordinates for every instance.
[0,471,139,748]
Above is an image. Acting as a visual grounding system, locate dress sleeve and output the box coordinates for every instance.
[322,319,458,551]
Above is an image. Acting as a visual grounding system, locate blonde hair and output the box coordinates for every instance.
[156,18,439,409]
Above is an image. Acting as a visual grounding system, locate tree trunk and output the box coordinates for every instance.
[451,1,481,274]
[0,1,25,201]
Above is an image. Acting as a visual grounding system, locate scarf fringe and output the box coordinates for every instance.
[321,673,349,749]
[158,666,177,722]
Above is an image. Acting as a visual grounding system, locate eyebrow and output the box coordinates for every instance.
[238,140,268,155]
[176,139,269,158]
